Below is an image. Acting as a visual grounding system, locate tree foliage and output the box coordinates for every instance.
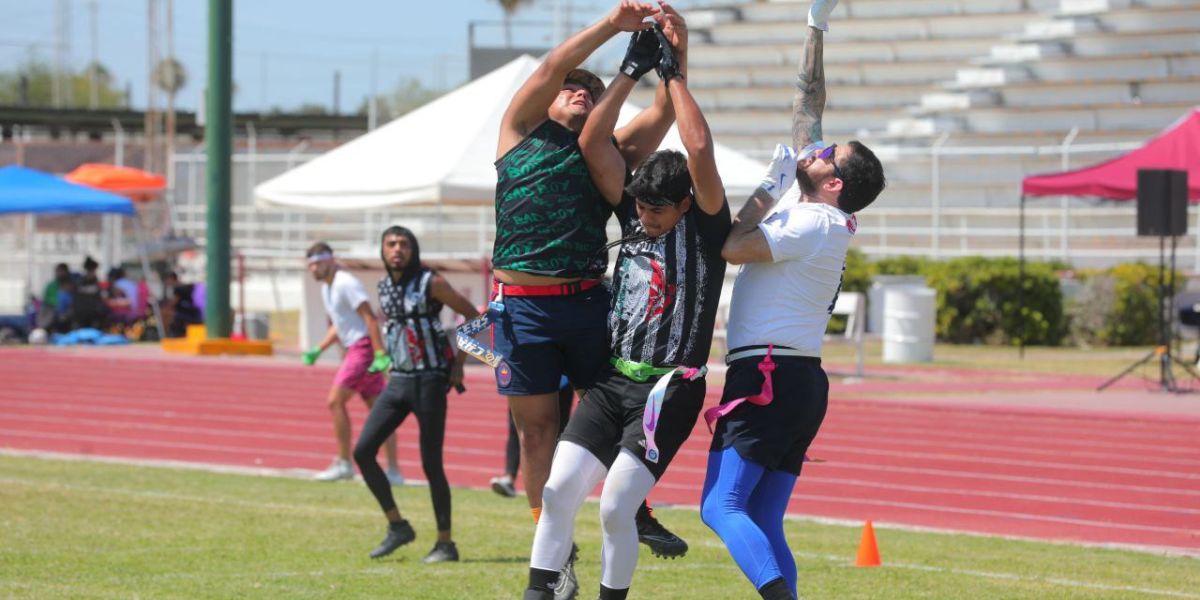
[0,58,127,108]
[357,78,444,123]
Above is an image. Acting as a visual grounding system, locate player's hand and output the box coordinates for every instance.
[620,29,660,80]
[759,144,798,201]
[653,25,682,82]
[368,350,392,373]
[608,0,658,33]
[653,1,687,57]
[809,0,838,32]
[448,362,465,392]
[301,346,321,366]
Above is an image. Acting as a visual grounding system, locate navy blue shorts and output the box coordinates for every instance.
[490,285,610,396]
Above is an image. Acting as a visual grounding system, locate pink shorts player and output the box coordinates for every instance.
[334,338,385,397]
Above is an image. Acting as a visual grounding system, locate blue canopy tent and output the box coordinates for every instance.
[0,165,136,216]
[0,165,164,339]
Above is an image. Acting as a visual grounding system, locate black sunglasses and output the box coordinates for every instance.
[816,144,844,181]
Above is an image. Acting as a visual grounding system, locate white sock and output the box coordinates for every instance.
[598,448,657,590]
[529,441,607,571]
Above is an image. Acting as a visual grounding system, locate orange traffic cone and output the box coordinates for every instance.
[855,521,881,567]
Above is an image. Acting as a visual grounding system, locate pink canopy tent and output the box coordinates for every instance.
[1014,107,1199,354]
[1021,107,1200,201]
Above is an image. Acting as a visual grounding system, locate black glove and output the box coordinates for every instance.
[620,29,660,81]
[653,25,682,82]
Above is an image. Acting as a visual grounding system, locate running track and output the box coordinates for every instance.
[1,347,1197,554]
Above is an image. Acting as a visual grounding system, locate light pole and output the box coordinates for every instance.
[205,0,232,338]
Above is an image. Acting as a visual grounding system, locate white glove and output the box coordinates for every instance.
[759,143,798,201]
[809,0,838,32]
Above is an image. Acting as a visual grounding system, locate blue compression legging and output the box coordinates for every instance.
[700,446,799,596]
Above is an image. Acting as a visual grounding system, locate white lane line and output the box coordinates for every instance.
[0,412,505,446]
[0,398,505,433]
[819,418,1200,455]
[656,457,1200,499]
[807,461,1200,497]
[0,428,512,462]
[798,475,1200,515]
[816,430,1200,467]
[814,444,1200,480]
[789,492,1197,535]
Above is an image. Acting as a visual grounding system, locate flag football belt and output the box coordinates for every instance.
[724,344,815,365]
[617,357,706,465]
[454,285,509,368]
[491,278,602,297]
[704,344,779,432]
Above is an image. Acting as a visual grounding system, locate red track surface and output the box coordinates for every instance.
[2,347,1197,553]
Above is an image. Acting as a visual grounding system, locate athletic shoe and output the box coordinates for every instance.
[386,467,405,486]
[553,543,579,600]
[636,504,688,559]
[490,474,517,498]
[369,519,416,559]
[313,458,354,481]
[421,540,459,563]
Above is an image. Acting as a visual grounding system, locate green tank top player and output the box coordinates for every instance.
[493,119,612,278]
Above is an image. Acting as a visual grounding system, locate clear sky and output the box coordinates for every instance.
[0,0,615,113]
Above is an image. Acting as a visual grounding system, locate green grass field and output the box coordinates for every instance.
[1,455,1195,599]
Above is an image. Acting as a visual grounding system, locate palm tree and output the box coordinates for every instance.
[497,0,534,48]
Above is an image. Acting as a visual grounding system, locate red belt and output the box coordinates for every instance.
[493,279,602,297]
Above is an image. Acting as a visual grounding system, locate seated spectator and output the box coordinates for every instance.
[36,263,74,331]
[163,271,203,338]
[105,267,142,323]
[73,257,107,330]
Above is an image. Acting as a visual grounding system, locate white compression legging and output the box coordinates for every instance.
[529,441,658,591]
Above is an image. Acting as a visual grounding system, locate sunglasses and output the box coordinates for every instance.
[816,144,844,181]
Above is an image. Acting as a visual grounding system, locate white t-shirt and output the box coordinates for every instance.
[726,194,857,356]
[320,269,371,347]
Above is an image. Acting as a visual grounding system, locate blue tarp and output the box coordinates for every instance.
[0,165,135,216]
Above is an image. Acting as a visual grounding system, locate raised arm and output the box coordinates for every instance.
[613,1,689,169]
[792,0,837,150]
[661,62,723,215]
[579,75,631,205]
[496,1,658,160]
[721,144,797,265]
[579,29,661,206]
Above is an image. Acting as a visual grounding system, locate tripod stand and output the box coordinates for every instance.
[1098,235,1200,392]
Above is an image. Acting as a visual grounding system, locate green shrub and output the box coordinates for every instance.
[870,255,929,277]
[921,257,1065,346]
[842,248,871,293]
[1067,262,1179,346]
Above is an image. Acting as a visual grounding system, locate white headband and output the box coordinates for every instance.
[306,252,334,264]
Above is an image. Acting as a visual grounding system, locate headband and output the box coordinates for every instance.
[306,252,334,264]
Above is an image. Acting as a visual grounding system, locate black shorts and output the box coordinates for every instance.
[560,365,706,480]
[709,355,828,475]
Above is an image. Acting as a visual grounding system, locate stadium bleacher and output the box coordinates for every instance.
[625,0,1200,212]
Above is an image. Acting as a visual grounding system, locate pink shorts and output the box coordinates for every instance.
[334,338,386,397]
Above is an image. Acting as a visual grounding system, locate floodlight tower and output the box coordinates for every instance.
[205,0,232,338]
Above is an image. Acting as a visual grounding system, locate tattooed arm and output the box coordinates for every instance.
[791,26,825,151]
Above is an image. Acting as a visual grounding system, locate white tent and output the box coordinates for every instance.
[255,55,766,210]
